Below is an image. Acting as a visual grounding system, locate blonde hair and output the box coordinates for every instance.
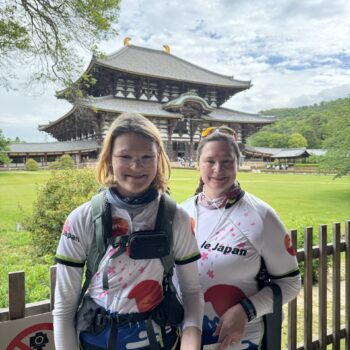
[96,112,170,193]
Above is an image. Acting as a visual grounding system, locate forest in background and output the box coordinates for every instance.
[248,97,350,149]
[247,97,350,177]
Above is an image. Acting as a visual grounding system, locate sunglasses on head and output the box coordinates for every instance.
[200,126,238,141]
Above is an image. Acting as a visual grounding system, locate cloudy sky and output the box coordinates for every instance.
[1,0,350,142]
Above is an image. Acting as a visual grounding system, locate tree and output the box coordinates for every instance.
[288,133,308,148]
[0,129,11,164]
[248,131,288,148]
[25,158,39,171]
[0,0,121,87]
[11,136,21,143]
[25,169,98,256]
[49,154,75,169]
[269,133,288,148]
[320,112,350,178]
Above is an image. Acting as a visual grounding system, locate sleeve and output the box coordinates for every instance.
[175,262,204,332]
[249,207,301,318]
[55,202,93,267]
[53,264,83,349]
[53,202,93,349]
[172,205,201,265]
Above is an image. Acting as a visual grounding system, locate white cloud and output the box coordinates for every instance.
[1,0,350,141]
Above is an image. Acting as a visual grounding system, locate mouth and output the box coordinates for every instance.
[126,174,147,180]
[210,177,226,181]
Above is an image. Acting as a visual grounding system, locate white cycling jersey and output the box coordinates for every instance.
[53,196,203,350]
[181,191,301,349]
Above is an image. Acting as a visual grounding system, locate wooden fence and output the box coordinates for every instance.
[288,220,350,350]
[0,221,349,350]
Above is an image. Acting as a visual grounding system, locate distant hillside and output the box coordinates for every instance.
[248,97,350,148]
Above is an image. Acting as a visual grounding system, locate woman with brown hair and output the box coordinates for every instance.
[181,126,301,350]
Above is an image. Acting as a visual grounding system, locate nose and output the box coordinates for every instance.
[213,161,223,172]
[129,158,143,168]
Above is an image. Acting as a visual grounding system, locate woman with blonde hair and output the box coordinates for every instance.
[53,112,204,350]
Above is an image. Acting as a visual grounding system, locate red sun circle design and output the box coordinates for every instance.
[204,284,246,317]
[128,280,163,312]
[284,234,296,256]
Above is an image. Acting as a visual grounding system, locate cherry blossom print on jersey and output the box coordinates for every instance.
[63,220,70,233]
[61,219,80,242]
[112,217,129,237]
[128,280,163,312]
[284,234,296,256]
[201,252,209,261]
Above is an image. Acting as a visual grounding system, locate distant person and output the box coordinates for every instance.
[53,112,204,350]
[181,126,301,349]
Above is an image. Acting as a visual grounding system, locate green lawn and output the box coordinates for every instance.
[0,169,349,309]
[170,169,350,233]
[0,171,50,231]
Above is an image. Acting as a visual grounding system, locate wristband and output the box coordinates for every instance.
[239,298,257,322]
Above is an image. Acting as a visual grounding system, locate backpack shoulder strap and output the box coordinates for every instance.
[154,193,177,276]
[78,190,111,305]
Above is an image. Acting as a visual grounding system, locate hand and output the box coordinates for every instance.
[213,303,248,350]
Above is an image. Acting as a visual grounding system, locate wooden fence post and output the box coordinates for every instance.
[50,265,57,311]
[288,229,298,350]
[345,220,350,350]
[304,226,313,350]
[332,223,341,350]
[318,224,328,350]
[8,271,25,320]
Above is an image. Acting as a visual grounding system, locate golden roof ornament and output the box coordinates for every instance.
[123,37,131,46]
[163,44,170,54]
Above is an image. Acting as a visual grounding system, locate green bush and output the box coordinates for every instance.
[286,215,332,283]
[293,163,319,168]
[48,154,75,170]
[25,169,99,256]
[25,158,39,171]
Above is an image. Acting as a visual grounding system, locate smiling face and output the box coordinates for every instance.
[111,132,159,197]
[198,140,238,199]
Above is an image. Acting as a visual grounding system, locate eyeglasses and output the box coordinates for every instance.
[113,154,158,167]
[200,126,237,141]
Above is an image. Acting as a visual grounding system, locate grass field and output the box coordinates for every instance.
[171,169,350,232]
[1,169,349,307]
[0,170,349,347]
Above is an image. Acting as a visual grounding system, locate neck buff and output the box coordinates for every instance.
[106,187,159,211]
[197,181,244,210]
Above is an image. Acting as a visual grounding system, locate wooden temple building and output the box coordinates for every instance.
[7,41,274,166]
[39,41,274,161]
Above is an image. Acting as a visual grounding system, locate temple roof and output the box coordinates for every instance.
[81,96,183,118]
[40,96,272,132]
[244,146,326,158]
[271,148,310,158]
[163,92,214,114]
[8,140,98,153]
[91,45,251,89]
[244,146,282,155]
[207,107,274,124]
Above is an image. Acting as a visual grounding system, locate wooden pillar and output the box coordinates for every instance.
[167,120,178,161]
[188,118,200,161]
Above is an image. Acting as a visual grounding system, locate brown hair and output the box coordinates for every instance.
[96,112,170,193]
[195,130,240,195]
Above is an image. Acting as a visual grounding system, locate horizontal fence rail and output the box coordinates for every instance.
[0,220,349,350]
